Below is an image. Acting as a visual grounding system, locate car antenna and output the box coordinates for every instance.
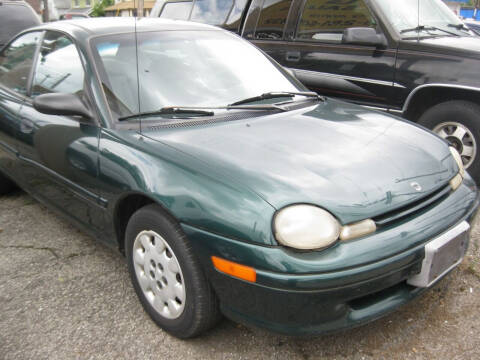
[417,0,420,42]
[134,0,142,133]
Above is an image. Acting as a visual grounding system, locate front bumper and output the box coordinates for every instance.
[183,180,479,335]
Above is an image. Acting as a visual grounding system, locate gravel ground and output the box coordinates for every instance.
[1,191,479,360]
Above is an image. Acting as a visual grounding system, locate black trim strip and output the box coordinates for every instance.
[0,140,18,156]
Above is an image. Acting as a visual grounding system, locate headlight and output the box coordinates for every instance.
[274,205,340,250]
[450,146,465,178]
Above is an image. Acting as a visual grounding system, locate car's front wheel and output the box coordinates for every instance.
[125,204,220,338]
[0,171,17,195]
[418,100,480,183]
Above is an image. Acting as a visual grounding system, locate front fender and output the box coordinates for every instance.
[98,129,276,246]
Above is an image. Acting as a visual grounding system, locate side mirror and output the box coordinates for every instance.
[342,27,387,47]
[33,93,93,121]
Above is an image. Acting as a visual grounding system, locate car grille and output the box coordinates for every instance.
[373,184,452,227]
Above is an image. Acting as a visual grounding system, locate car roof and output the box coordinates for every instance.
[29,17,219,38]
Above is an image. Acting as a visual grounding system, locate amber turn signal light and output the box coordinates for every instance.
[211,256,257,283]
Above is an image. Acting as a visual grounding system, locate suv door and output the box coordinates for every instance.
[242,0,296,68]
[249,0,397,108]
[17,30,104,229]
[0,31,42,185]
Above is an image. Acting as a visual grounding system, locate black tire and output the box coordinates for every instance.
[0,171,17,195]
[418,100,480,183]
[125,204,221,338]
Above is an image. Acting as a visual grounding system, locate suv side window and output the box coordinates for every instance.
[190,0,234,25]
[31,31,85,97]
[296,0,376,42]
[160,1,193,20]
[255,0,293,40]
[0,32,42,95]
[224,0,248,31]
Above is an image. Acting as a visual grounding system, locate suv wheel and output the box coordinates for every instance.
[125,204,221,338]
[418,100,480,183]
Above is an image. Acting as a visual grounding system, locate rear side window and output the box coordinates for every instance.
[160,0,235,25]
[31,32,85,97]
[296,0,376,42]
[255,0,293,40]
[0,4,40,47]
[160,1,193,20]
[0,31,41,95]
[224,0,248,31]
[190,0,233,25]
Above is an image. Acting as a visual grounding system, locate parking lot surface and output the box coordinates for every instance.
[1,191,479,360]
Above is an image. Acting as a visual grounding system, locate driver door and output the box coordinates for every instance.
[17,30,104,229]
[251,0,397,108]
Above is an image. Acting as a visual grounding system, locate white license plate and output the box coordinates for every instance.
[407,221,470,288]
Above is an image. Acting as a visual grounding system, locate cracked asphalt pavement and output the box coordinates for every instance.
[1,190,480,360]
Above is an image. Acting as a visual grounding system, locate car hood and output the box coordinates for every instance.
[142,100,456,224]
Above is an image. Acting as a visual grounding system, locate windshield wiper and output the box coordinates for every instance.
[447,23,472,33]
[118,107,215,121]
[118,104,290,121]
[228,91,323,106]
[118,94,319,121]
[400,25,459,37]
[226,104,288,112]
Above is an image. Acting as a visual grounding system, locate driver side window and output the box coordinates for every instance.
[296,0,376,42]
[31,31,85,97]
[0,32,42,95]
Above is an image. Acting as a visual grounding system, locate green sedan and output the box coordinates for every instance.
[0,18,477,339]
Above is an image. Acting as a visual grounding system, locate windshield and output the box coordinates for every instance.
[91,30,303,119]
[375,0,471,38]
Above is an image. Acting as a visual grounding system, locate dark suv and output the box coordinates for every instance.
[0,0,40,49]
[152,0,480,182]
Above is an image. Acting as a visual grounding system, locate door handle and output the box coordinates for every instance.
[286,51,301,62]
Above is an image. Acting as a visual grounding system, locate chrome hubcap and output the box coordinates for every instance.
[433,122,476,169]
[133,230,186,319]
